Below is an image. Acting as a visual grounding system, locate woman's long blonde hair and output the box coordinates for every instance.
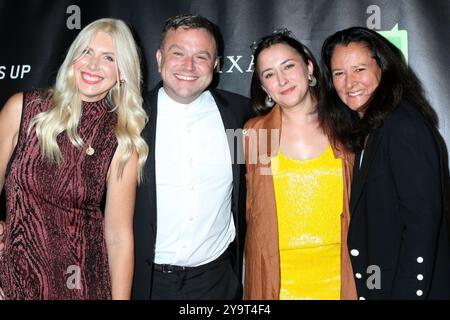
[29,18,148,182]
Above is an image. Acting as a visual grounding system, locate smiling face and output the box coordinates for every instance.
[330,42,382,117]
[156,27,218,104]
[73,31,120,102]
[257,43,313,110]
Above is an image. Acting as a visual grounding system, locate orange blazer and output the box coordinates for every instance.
[243,105,357,300]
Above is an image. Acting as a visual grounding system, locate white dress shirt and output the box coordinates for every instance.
[154,88,235,267]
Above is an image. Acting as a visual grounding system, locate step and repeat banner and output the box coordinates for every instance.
[0,0,449,218]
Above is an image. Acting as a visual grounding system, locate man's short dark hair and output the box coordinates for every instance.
[159,13,220,56]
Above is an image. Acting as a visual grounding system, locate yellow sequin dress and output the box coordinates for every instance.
[271,145,343,300]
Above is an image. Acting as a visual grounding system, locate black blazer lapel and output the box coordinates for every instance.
[140,83,161,224]
[210,89,239,165]
[210,89,247,281]
[210,89,237,129]
[350,131,382,214]
[146,84,160,166]
[210,89,241,222]
[133,83,161,298]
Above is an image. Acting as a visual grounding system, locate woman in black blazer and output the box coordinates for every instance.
[320,26,450,299]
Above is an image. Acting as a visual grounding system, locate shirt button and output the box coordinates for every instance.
[416,290,423,296]
[359,297,366,300]
[417,257,424,263]
[355,273,362,279]
[417,274,424,281]
[350,249,360,257]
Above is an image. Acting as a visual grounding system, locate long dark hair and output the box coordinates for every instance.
[250,30,321,115]
[320,26,438,152]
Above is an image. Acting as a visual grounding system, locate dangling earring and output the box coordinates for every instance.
[265,94,275,108]
[308,74,317,87]
[119,79,126,87]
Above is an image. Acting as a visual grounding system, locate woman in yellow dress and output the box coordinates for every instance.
[243,29,356,299]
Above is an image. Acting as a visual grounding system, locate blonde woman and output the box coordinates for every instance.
[0,18,148,300]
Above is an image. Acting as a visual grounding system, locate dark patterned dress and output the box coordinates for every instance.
[0,90,118,299]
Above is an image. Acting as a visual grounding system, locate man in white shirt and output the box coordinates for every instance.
[132,14,254,299]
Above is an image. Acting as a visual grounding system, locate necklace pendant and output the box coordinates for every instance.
[86,145,95,156]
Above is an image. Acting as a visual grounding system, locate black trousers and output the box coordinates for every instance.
[150,250,241,300]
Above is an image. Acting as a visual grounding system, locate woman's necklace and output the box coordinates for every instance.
[85,144,95,156]
[80,99,106,156]
[79,130,95,156]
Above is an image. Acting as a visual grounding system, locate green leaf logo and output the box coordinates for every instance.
[378,24,408,63]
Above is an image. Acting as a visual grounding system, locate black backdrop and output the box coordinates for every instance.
[1,0,449,220]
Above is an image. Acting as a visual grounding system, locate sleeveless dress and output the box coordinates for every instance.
[0,90,118,299]
[272,145,343,299]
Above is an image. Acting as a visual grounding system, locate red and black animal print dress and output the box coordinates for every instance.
[0,90,117,299]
